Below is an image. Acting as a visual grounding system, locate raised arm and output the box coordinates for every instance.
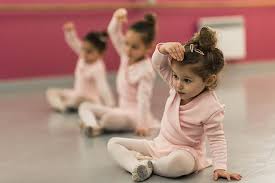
[63,22,82,55]
[151,44,172,87]
[107,8,127,57]
[151,43,185,87]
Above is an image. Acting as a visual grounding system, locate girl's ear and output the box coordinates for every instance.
[205,74,217,88]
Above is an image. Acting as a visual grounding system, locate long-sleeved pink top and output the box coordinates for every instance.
[64,30,115,107]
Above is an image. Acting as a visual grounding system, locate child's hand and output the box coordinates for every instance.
[213,169,242,181]
[158,42,185,61]
[114,8,127,23]
[135,127,150,137]
[63,22,75,32]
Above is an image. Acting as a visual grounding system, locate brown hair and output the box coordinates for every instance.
[176,26,224,89]
[84,31,108,53]
[130,13,157,46]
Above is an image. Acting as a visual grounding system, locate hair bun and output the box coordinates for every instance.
[144,13,156,26]
[197,26,217,51]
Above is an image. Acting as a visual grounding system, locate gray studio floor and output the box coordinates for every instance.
[1,62,275,183]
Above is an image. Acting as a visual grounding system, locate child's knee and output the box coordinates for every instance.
[169,151,195,174]
[153,151,195,178]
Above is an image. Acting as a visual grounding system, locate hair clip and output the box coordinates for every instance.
[190,44,194,52]
[189,44,205,55]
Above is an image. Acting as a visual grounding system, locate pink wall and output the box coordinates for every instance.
[0,0,127,3]
[1,2,275,80]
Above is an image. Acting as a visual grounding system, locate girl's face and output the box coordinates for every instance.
[171,61,214,104]
[82,41,102,64]
[124,30,151,63]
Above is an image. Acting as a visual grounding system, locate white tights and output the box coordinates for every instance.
[78,102,136,131]
[107,137,196,178]
[46,88,96,112]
